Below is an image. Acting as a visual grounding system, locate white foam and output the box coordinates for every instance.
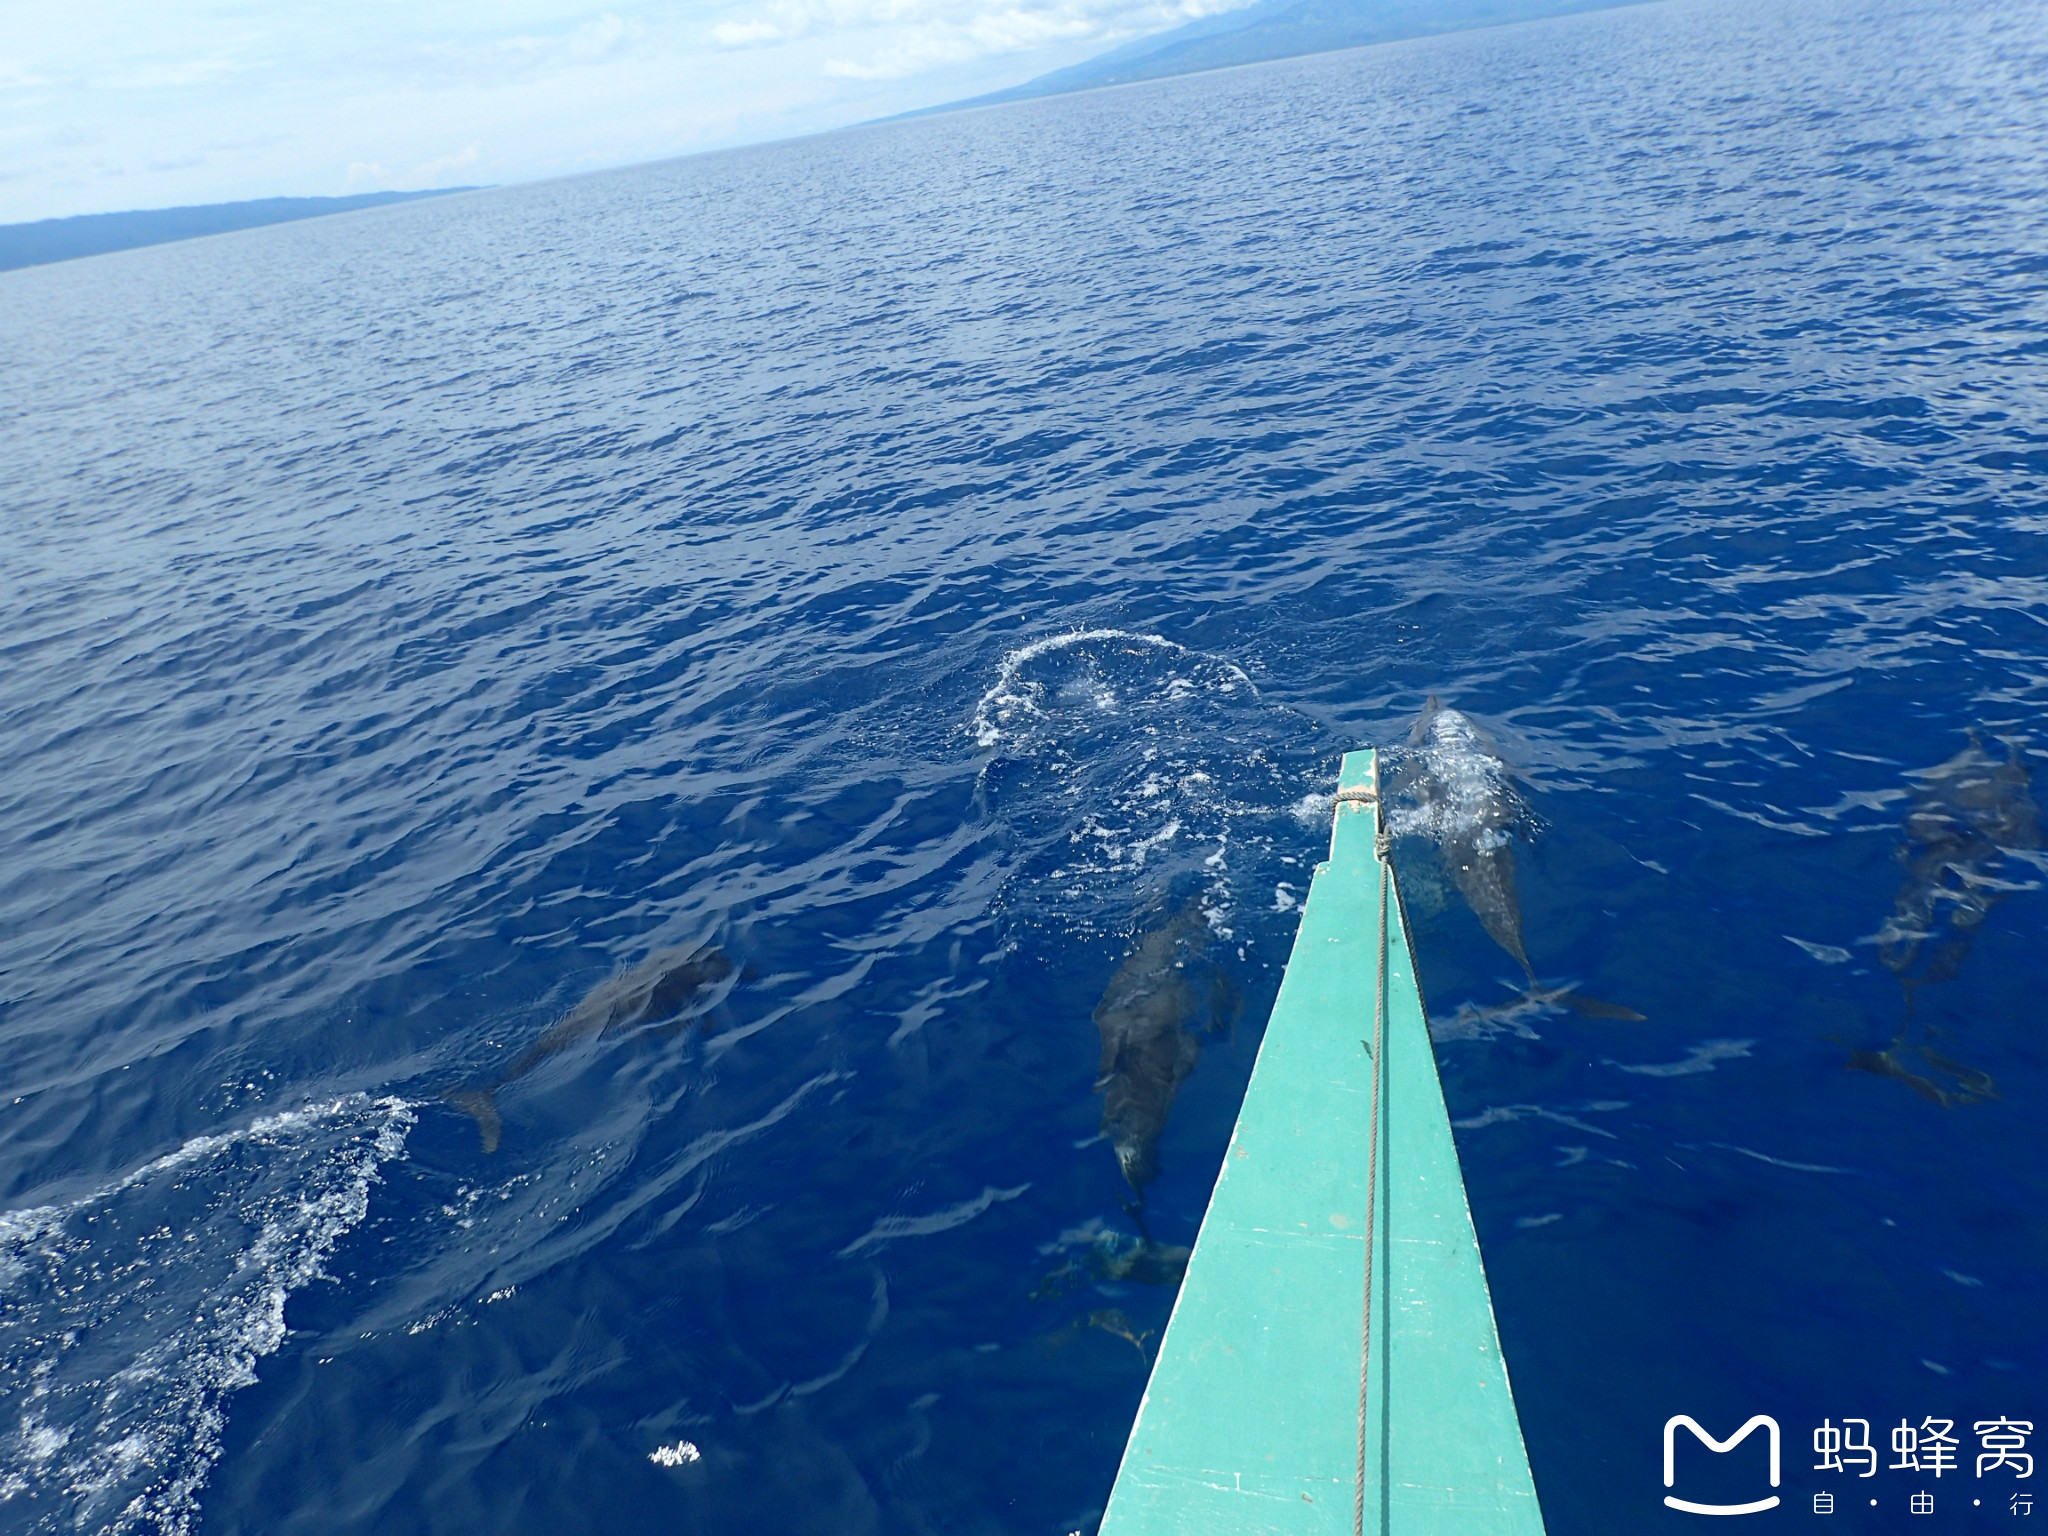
[969,629,1256,750]
[1388,705,1526,847]
[1290,790,1335,827]
[971,630,1185,750]
[0,1095,415,1535]
[969,629,1311,941]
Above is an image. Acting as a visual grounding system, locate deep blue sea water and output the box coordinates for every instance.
[4,0,2048,1529]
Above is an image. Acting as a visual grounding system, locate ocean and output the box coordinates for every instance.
[2,0,2045,1529]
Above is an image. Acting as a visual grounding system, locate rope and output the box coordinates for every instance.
[1355,776,1391,1536]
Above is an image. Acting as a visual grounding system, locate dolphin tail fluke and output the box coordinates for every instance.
[447,1089,504,1154]
[1553,990,1646,1023]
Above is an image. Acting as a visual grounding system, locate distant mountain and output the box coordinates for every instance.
[918,0,1653,115]
[0,189,478,274]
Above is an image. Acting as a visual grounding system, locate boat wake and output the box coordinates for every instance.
[0,1096,415,1535]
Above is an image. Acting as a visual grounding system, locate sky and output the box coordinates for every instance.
[0,0,1246,224]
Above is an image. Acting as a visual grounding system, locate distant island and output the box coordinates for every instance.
[914,0,1654,116]
[4,0,1658,274]
[0,189,478,274]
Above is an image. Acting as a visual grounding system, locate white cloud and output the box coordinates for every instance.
[0,0,1256,222]
[0,61,53,90]
[572,12,632,59]
[102,55,248,92]
[409,143,483,181]
[711,19,790,47]
[726,0,1243,79]
[823,5,1112,81]
[493,12,637,66]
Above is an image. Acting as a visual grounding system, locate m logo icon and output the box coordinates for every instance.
[1664,1415,1782,1515]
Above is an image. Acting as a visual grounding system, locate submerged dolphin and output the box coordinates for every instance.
[449,942,734,1152]
[1031,1226,1192,1299]
[1844,1042,1997,1108]
[1878,733,2038,1001]
[1851,733,2037,1105]
[1094,903,1222,1195]
[1395,699,1643,1022]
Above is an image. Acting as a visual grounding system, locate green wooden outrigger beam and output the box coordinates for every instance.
[1100,748,1546,1536]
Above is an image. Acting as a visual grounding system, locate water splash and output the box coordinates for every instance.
[970,630,1251,753]
[1385,707,1534,849]
[971,630,1322,937]
[0,1096,415,1535]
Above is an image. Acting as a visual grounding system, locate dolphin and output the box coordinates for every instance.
[449,942,734,1152]
[1031,1226,1192,1299]
[1088,1232,1192,1286]
[1094,902,1218,1195]
[1850,732,2036,1104]
[1845,1043,1997,1108]
[1395,699,1644,1022]
[1085,1308,1157,1360]
[1877,733,2038,1002]
[1035,1307,1159,1361]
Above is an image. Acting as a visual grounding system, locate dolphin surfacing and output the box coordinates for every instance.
[449,942,734,1152]
[1396,698,1643,1022]
[1093,903,1220,1195]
